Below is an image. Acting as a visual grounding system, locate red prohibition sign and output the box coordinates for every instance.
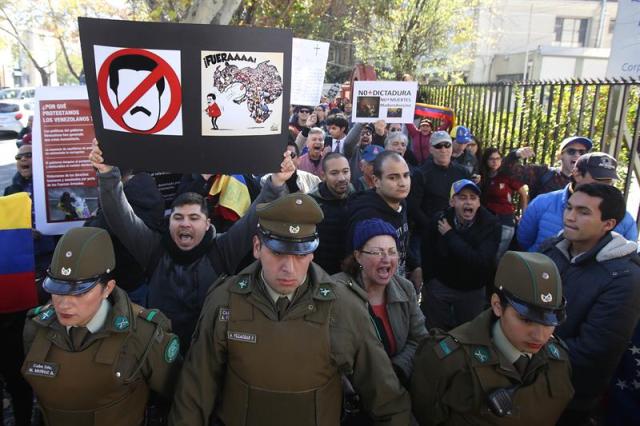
[97,48,182,134]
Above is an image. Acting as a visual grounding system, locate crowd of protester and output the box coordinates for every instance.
[2,95,640,426]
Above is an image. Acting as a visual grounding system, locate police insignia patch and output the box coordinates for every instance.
[164,336,180,363]
[114,316,129,330]
[473,346,490,363]
[547,342,561,359]
[39,308,54,321]
[237,279,248,289]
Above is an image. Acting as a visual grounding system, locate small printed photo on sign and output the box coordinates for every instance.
[387,108,402,118]
[355,96,380,119]
[94,45,183,135]
[46,187,96,223]
[201,50,283,136]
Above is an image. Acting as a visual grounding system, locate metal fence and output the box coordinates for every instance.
[418,78,640,212]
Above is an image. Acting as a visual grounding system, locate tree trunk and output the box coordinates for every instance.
[182,0,243,24]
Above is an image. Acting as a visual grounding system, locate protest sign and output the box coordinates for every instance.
[79,18,292,174]
[606,0,640,78]
[32,86,98,235]
[351,81,418,123]
[290,38,329,106]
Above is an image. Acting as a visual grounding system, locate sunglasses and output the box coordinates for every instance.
[433,143,452,150]
[15,152,32,160]
[565,148,587,156]
[289,151,297,159]
[299,109,312,114]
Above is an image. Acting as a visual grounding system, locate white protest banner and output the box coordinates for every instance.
[606,0,640,78]
[290,38,330,106]
[32,86,98,235]
[351,81,418,123]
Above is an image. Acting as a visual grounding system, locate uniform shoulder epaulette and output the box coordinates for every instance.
[28,304,55,322]
[27,304,50,318]
[431,332,460,359]
[131,304,171,331]
[546,335,569,361]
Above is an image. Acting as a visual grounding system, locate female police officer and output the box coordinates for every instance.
[411,251,574,425]
[21,227,181,425]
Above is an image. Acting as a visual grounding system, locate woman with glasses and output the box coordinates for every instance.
[334,219,427,386]
[480,147,528,258]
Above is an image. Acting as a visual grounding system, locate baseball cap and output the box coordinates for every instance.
[419,118,432,127]
[494,251,566,326]
[256,193,324,255]
[430,130,452,146]
[451,125,472,144]
[361,144,383,163]
[559,136,593,152]
[575,152,618,180]
[43,227,115,296]
[450,179,481,198]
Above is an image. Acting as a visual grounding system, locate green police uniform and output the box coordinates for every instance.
[21,227,181,426]
[169,194,410,426]
[411,251,574,425]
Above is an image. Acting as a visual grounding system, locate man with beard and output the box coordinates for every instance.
[309,153,356,274]
[89,140,294,352]
[540,184,640,425]
[421,179,501,330]
[502,136,592,200]
[347,151,421,288]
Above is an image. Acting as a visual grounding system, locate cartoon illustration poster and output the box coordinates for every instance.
[201,51,283,136]
[79,18,292,175]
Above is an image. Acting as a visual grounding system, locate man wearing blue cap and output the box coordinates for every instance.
[502,135,593,200]
[170,193,411,426]
[451,125,479,175]
[412,251,573,425]
[421,179,501,330]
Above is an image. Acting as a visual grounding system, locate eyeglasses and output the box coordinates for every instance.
[299,109,311,114]
[361,130,372,136]
[389,128,402,132]
[15,153,32,160]
[288,151,297,159]
[360,248,399,258]
[565,148,587,156]
[433,143,452,150]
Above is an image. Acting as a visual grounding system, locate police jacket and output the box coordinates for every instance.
[22,286,181,426]
[309,182,356,274]
[332,272,428,384]
[98,167,287,351]
[168,262,411,426]
[423,206,501,290]
[411,309,574,425]
[541,232,640,410]
[518,184,638,252]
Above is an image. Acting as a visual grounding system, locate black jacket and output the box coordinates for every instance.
[408,157,471,233]
[346,189,416,276]
[541,232,640,411]
[423,206,500,290]
[309,182,355,274]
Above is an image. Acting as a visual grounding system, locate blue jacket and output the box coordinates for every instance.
[541,233,640,410]
[517,184,638,252]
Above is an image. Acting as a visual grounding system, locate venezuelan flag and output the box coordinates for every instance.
[415,103,456,127]
[0,192,37,313]
[209,174,251,222]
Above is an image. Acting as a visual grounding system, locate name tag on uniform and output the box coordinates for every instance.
[219,308,230,322]
[228,331,256,344]
[25,362,58,378]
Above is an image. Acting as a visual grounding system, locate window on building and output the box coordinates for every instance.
[554,17,589,47]
[609,19,615,34]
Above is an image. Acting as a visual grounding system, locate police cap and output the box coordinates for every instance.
[495,251,566,326]
[256,193,324,255]
[43,227,115,296]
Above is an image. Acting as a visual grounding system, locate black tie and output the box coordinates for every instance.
[334,140,341,153]
[276,296,290,320]
[69,327,89,351]
[514,354,529,377]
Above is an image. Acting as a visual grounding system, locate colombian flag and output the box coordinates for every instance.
[209,174,251,222]
[0,192,37,313]
[415,103,456,128]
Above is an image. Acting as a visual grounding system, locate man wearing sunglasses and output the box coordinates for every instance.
[540,183,640,425]
[502,136,592,200]
[412,251,573,425]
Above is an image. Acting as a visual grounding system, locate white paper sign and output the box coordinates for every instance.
[351,81,418,123]
[33,86,98,235]
[290,38,330,106]
[606,0,640,78]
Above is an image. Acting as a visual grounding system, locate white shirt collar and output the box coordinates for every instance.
[67,298,111,334]
[492,319,531,363]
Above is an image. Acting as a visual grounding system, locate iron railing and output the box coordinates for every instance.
[418,78,640,221]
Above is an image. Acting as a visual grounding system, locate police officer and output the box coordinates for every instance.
[22,227,181,426]
[411,251,574,425]
[169,193,410,426]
